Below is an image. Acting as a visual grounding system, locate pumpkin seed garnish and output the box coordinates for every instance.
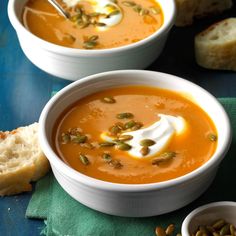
[130,122,143,131]
[139,8,149,16]
[152,151,176,165]
[124,120,136,129]
[107,10,121,17]
[61,133,70,144]
[122,1,136,7]
[115,122,125,130]
[79,153,90,165]
[102,153,112,162]
[82,143,95,149]
[109,159,123,169]
[118,134,133,141]
[99,141,116,147]
[109,125,121,135]
[116,142,132,151]
[165,224,175,235]
[71,135,87,144]
[208,133,217,142]
[140,139,155,147]
[95,22,107,27]
[133,4,142,13]
[150,6,161,14]
[101,96,116,104]
[116,112,134,119]
[140,146,149,156]
[83,35,99,49]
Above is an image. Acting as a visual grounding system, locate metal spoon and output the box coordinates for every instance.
[48,0,70,19]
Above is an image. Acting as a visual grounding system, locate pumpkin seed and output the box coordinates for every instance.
[71,135,87,144]
[82,143,94,149]
[230,224,235,235]
[101,96,116,104]
[220,224,230,235]
[150,6,161,14]
[96,22,107,27]
[140,146,149,156]
[124,120,136,129]
[133,5,142,13]
[122,1,136,7]
[115,122,125,130]
[118,135,133,141]
[109,159,123,169]
[99,141,115,147]
[212,219,226,230]
[79,154,90,165]
[165,224,175,235]
[61,133,70,144]
[208,133,217,142]
[140,139,155,146]
[130,122,143,131]
[108,10,121,17]
[139,8,149,16]
[109,125,121,135]
[116,112,134,119]
[152,151,176,165]
[155,226,167,236]
[102,153,112,162]
[116,142,132,151]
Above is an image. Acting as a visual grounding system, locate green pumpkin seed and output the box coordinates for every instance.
[99,141,115,147]
[61,133,70,144]
[133,5,142,13]
[152,151,176,165]
[208,133,217,142]
[165,224,175,235]
[220,224,230,235]
[140,139,155,146]
[79,154,90,165]
[230,224,235,235]
[108,10,120,17]
[116,112,134,119]
[109,159,123,169]
[116,142,132,151]
[140,146,149,156]
[155,226,167,236]
[124,120,136,129]
[82,143,94,149]
[150,6,161,14]
[130,122,143,131]
[212,219,226,230]
[139,8,149,16]
[101,96,116,104]
[122,1,136,7]
[109,125,121,135]
[118,135,133,141]
[72,135,87,144]
[115,122,125,130]
[102,153,112,162]
[83,40,96,49]
[96,22,107,27]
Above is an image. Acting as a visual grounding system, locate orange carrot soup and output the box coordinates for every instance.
[53,86,218,184]
[22,0,164,49]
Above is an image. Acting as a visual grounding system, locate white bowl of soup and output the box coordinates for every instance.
[39,70,231,217]
[8,0,176,81]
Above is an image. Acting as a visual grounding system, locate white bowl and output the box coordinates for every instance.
[39,70,231,217]
[182,201,236,236]
[8,0,176,81]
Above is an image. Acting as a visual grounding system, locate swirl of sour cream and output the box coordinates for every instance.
[63,0,123,30]
[101,114,188,159]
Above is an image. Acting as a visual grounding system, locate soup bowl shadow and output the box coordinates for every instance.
[8,0,176,81]
[39,70,231,217]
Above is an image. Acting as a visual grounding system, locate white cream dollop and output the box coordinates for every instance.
[101,114,187,159]
[63,0,122,30]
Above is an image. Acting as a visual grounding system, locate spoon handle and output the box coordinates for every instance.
[48,0,70,19]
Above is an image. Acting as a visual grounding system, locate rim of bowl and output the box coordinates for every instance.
[7,0,176,56]
[181,201,236,236]
[39,70,232,192]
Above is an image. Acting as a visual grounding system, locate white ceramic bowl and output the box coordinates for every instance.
[39,70,231,217]
[8,0,176,81]
[182,201,236,236]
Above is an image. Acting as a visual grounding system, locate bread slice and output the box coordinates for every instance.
[0,123,50,196]
[195,18,236,71]
[175,0,233,26]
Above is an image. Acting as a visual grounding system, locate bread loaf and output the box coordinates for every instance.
[195,18,236,71]
[0,123,50,196]
[175,0,233,26]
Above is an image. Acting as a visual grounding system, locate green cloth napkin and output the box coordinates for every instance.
[26,98,236,236]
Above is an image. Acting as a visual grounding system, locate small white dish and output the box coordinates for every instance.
[8,0,176,81]
[182,201,236,236]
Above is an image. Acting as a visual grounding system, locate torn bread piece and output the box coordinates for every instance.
[195,18,236,71]
[0,123,50,196]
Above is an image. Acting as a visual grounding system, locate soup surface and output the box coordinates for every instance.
[22,0,163,49]
[53,86,217,184]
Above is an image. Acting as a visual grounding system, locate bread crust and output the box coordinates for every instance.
[0,123,50,196]
[175,0,233,26]
[195,18,236,71]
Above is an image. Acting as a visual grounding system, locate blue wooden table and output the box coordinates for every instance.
[0,1,236,235]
